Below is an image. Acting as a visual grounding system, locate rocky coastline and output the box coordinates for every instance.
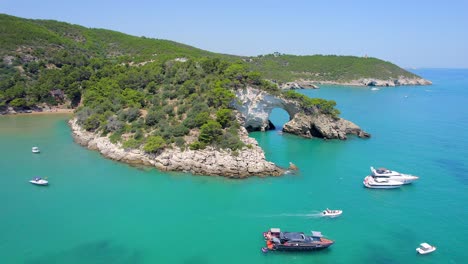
[279,76,431,89]
[69,118,284,178]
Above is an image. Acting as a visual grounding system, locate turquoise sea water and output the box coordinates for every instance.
[1,69,467,263]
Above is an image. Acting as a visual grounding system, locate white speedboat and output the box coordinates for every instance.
[30,177,48,186]
[363,176,403,189]
[32,147,40,153]
[416,242,436,254]
[322,209,342,217]
[370,166,419,184]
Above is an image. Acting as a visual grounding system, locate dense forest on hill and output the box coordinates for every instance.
[248,53,418,82]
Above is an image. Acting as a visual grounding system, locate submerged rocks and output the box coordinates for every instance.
[69,119,284,178]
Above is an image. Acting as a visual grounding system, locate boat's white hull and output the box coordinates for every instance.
[391,175,419,184]
[417,247,436,254]
[363,176,403,189]
[30,180,48,186]
[322,210,342,217]
[32,150,40,153]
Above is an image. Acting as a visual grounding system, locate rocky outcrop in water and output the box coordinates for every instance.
[69,119,284,178]
[283,113,370,140]
[233,87,370,139]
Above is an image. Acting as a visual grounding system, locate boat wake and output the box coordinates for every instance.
[255,211,323,219]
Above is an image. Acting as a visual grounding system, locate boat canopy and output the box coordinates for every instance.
[270,228,281,233]
[282,232,305,241]
[311,231,323,237]
[420,243,431,248]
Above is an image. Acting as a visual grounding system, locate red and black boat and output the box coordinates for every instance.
[262,228,334,252]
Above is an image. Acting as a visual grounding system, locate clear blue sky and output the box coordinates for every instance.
[2,0,467,68]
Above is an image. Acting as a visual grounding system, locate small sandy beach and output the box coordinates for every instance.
[2,108,74,116]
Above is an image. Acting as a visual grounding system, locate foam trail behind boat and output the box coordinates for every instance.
[253,211,322,218]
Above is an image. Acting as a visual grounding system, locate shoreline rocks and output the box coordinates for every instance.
[280,81,319,90]
[292,76,431,88]
[69,118,284,178]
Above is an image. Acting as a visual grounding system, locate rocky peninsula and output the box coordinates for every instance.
[69,118,284,178]
[69,86,370,178]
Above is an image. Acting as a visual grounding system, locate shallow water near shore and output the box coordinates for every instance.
[0,69,467,263]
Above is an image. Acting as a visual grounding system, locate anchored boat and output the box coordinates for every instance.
[363,176,403,189]
[29,177,48,186]
[262,228,334,252]
[370,166,419,184]
[416,242,436,255]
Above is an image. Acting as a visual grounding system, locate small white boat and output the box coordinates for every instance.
[370,87,380,91]
[363,176,403,189]
[416,242,436,254]
[322,209,342,217]
[370,166,419,184]
[30,177,48,186]
[32,147,40,153]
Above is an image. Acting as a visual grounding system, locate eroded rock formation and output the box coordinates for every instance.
[233,87,370,140]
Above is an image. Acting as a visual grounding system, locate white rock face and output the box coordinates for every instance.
[69,119,283,178]
[233,87,300,131]
[234,87,370,140]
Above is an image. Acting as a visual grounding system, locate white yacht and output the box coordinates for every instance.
[370,166,419,184]
[363,176,403,189]
[32,147,40,153]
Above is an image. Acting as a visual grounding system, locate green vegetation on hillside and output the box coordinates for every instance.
[72,57,286,152]
[1,13,415,152]
[247,53,418,82]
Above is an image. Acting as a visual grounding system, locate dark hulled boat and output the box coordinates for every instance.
[262,228,334,252]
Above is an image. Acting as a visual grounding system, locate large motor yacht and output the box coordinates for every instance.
[370,166,419,184]
[262,228,334,252]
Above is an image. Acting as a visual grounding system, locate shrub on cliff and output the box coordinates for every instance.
[199,120,223,144]
[83,114,101,131]
[143,136,166,153]
[216,108,234,128]
[283,90,340,119]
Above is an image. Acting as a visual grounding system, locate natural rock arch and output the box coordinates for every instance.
[233,87,370,140]
[233,88,301,132]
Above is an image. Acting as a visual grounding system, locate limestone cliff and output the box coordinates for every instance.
[69,119,283,178]
[233,87,370,139]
